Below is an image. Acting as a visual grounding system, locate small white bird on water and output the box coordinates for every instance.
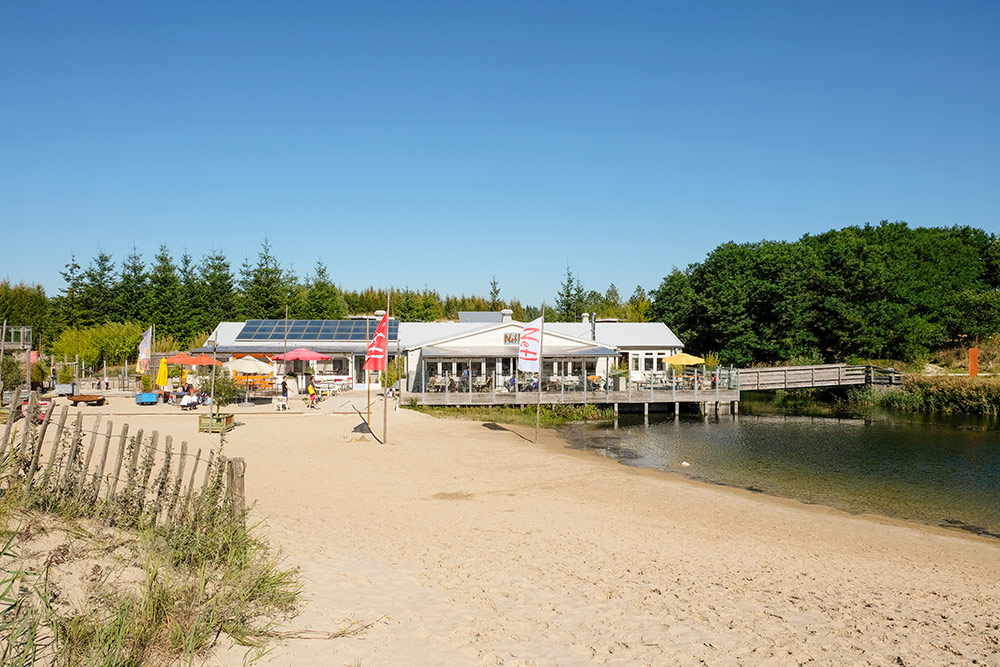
[680,461,691,467]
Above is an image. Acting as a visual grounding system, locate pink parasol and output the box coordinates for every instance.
[273,348,331,361]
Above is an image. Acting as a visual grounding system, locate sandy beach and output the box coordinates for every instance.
[57,392,1000,665]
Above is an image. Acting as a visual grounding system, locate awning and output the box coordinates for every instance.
[418,345,616,358]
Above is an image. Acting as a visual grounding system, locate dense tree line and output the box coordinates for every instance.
[1,241,535,355]
[649,222,1000,365]
[4,223,998,367]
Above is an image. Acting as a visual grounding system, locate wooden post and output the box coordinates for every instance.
[24,400,54,490]
[91,420,114,500]
[60,412,84,493]
[201,451,215,495]
[4,390,35,459]
[124,428,144,495]
[150,435,172,520]
[226,457,246,514]
[41,405,69,487]
[138,431,159,491]
[643,402,648,427]
[168,441,188,519]
[76,414,103,494]
[107,423,129,500]
[182,448,202,516]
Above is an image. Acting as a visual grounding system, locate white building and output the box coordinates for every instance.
[201,310,684,392]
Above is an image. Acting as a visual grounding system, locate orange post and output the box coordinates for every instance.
[969,347,979,377]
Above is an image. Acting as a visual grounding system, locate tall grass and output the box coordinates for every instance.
[409,403,613,426]
[0,425,300,665]
[848,376,1000,415]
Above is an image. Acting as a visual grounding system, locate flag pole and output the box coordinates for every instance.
[535,302,545,443]
[366,313,371,432]
[383,291,390,445]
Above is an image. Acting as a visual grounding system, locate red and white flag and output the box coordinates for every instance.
[363,312,389,371]
[517,316,543,373]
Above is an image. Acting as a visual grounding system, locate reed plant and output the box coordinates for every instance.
[848,375,1000,415]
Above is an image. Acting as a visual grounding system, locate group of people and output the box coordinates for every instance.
[167,383,208,410]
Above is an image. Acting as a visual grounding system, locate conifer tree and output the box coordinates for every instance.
[81,250,117,326]
[147,244,182,337]
[116,247,149,324]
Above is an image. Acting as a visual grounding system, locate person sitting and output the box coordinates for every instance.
[179,393,198,410]
[481,375,493,392]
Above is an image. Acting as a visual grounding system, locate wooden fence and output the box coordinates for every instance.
[0,388,246,528]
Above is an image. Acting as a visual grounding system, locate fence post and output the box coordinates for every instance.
[167,441,188,520]
[1,384,25,454]
[60,412,84,493]
[91,420,114,500]
[76,414,103,495]
[23,401,54,491]
[107,423,130,501]
[40,405,69,488]
[11,391,38,459]
[226,457,246,515]
[124,428,144,496]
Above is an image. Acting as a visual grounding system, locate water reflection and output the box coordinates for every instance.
[564,410,1000,539]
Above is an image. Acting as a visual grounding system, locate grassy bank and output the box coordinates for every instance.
[408,403,614,427]
[1,449,300,665]
[848,376,1000,415]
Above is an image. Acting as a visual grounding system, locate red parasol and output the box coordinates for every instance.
[189,353,223,366]
[273,348,331,361]
[163,353,199,364]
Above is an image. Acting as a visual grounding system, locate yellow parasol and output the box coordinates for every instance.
[155,358,169,388]
[661,352,705,366]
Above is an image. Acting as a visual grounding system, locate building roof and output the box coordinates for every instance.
[547,322,683,349]
[199,317,683,356]
[458,311,504,323]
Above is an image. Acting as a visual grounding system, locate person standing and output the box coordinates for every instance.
[307,377,317,409]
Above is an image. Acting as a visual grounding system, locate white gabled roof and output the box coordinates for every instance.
[547,322,683,350]
[402,320,605,351]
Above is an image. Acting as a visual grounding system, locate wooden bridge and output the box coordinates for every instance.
[402,364,901,413]
[736,364,903,391]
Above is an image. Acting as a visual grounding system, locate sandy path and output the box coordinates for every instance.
[66,393,1000,665]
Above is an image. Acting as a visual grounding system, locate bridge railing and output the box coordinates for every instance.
[738,364,903,391]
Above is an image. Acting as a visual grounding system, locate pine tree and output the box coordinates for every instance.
[240,240,290,319]
[148,245,183,336]
[57,254,86,330]
[200,251,238,329]
[304,260,347,319]
[555,265,586,322]
[489,276,502,310]
[116,247,149,324]
[81,250,117,326]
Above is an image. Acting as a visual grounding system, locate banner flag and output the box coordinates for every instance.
[517,316,543,373]
[137,326,152,373]
[363,312,389,371]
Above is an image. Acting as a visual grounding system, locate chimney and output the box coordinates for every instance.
[581,312,590,324]
[591,317,596,341]
[501,309,513,322]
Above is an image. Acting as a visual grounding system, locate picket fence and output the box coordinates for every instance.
[0,387,246,527]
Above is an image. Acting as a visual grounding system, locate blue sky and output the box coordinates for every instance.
[2,1,997,307]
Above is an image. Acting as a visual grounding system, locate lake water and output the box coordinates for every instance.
[562,407,1000,539]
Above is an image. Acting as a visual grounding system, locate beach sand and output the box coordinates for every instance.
[59,393,1000,665]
